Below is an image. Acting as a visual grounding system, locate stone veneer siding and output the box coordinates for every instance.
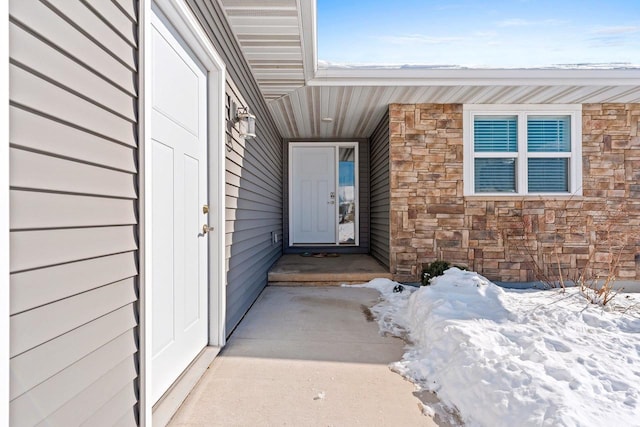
[389,103,640,283]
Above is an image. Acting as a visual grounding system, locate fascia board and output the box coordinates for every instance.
[308,68,640,87]
[298,0,317,82]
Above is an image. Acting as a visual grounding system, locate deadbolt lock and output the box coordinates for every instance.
[203,204,209,214]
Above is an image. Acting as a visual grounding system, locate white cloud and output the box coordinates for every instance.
[497,18,566,27]
[588,26,640,48]
[591,25,640,35]
[473,30,498,38]
[497,18,528,27]
[377,34,465,45]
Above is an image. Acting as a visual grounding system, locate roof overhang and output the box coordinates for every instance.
[219,0,316,101]
[221,0,640,139]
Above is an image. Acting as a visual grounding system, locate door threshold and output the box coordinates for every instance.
[152,346,221,427]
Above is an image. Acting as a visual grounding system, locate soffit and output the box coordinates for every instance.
[270,83,640,139]
[220,0,640,139]
[219,0,314,102]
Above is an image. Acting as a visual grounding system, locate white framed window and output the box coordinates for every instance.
[463,104,582,196]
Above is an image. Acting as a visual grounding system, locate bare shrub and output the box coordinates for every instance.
[575,206,633,306]
[505,197,638,306]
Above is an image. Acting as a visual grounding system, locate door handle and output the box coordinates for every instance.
[328,201,335,205]
[202,224,214,234]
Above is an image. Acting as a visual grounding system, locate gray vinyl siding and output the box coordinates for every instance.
[9,0,139,426]
[369,111,390,268]
[282,139,370,254]
[185,0,283,334]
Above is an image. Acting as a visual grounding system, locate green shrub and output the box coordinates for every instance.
[421,261,467,286]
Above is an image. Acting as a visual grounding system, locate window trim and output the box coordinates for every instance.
[463,104,582,196]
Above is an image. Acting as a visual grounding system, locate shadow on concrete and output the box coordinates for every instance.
[169,286,444,426]
[221,286,405,364]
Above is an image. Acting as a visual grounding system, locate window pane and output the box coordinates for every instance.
[474,158,516,193]
[528,158,568,192]
[338,147,356,244]
[474,116,517,152]
[528,116,570,152]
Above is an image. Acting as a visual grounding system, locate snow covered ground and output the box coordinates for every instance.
[338,222,354,243]
[350,269,640,427]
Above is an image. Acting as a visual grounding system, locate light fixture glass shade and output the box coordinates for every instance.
[236,107,256,139]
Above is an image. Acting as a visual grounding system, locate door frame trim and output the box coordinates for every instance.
[288,142,359,247]
[140,0,226,424]
[1,1,9,424]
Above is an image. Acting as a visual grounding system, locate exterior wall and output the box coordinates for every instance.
[282,139,370,254]
[389,103,640,283]
[186,0,283,333]
[369,111,391,268]
[9,0,139,425]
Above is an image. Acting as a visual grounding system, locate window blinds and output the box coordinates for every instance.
[474,158,516,193]
[474,116,517,152]
[528,158,568,192]
[527,116,570,152]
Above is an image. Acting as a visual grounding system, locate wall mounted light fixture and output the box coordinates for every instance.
[235,106,256,139]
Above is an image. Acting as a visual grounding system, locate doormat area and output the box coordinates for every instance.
[300,252,340,258]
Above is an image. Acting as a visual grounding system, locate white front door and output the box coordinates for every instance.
[150,10,208,403]
[290,146,336,243]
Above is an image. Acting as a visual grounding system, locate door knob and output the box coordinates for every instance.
[202,224,214,234]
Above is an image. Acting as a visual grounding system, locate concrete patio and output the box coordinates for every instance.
[168,286,439,426]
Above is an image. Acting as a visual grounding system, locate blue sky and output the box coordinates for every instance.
[317,0,640,68]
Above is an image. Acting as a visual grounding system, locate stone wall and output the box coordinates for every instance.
[389,103,640,283]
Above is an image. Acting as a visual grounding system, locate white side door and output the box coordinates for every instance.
[291,146,336,244]
[150,11,208,403]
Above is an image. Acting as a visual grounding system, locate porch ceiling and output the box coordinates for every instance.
[269,81,640,139]
[220,0,640,140]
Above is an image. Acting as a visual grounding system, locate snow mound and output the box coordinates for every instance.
[356,269,640,427]
[348,278,418,337]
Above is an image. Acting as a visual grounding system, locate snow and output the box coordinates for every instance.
[338,185,355,201]
[313,391,326,401]
[318,59,640,70]
[350,269,640,427]
[338,223,354,243]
